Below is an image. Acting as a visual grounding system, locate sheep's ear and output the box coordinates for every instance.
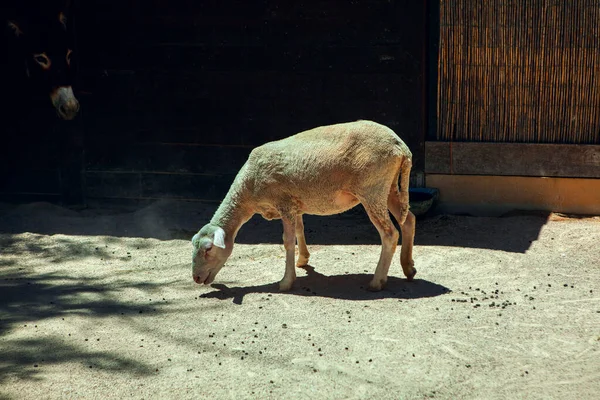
[213,227,226,249]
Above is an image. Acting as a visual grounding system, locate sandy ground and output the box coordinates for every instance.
[0,200,599,400]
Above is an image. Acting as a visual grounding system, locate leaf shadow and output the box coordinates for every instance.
[0,269,165,385]
[0,338,153,385]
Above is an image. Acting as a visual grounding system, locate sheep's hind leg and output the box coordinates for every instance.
[295,215,310,267]
[279,215,297,291]
[388,191,417,281]
[399,211,416,280]
[362,200,399,291]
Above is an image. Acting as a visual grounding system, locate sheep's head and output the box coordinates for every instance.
[191,224,232,285]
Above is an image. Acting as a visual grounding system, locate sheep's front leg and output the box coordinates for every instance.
[295,215,310,267]
[279,216,297,291]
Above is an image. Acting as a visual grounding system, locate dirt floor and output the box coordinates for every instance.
[0,200,599,400]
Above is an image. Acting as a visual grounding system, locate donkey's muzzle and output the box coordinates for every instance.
[51,86,80,120]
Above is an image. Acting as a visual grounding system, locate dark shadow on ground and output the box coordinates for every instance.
[0,199,553,252]
[413,212,550,253]
[200,265,451,305]
[234,210,549,254]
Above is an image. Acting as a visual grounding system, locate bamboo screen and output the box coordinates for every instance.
[437,0,600,144]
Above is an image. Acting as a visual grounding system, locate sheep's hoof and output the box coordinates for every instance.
[279,279,294,292]
[404,266,417,281]
[296,256,309,267]
[368,278,387,292]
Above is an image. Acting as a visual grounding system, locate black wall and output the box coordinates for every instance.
[1,1,428,205]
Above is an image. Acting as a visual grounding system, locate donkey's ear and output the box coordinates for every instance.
[7,21,24,37]
[59,0,75,29]
[58,12,67,29]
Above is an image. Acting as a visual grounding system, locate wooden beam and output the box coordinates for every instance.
[425,142,600,178]
[426,174,600,216]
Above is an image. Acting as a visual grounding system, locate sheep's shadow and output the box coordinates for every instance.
[200,265,451,305]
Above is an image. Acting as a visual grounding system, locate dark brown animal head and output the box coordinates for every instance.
[6,1,79,120]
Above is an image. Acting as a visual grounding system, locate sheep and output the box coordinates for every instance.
[191,120,416,292]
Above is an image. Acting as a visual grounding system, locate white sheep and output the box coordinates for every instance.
[191,120,416,292]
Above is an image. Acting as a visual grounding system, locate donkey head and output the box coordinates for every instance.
[7,2,80,120]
